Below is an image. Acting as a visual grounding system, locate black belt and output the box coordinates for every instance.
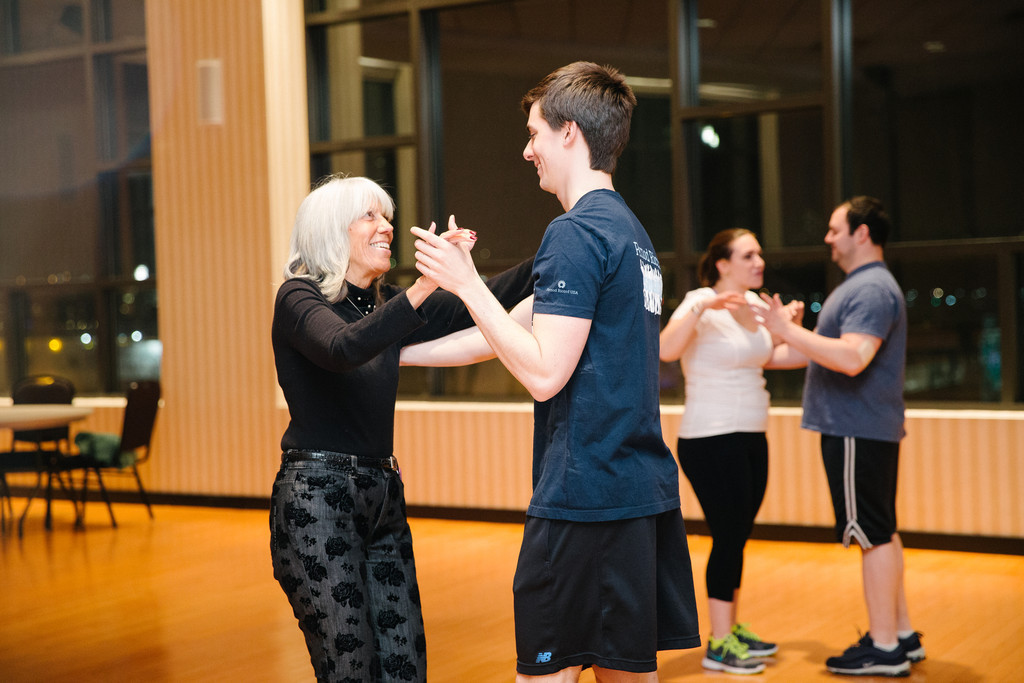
[282,449,400,473]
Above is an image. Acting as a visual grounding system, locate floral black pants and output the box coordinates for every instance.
[270,454,426,682]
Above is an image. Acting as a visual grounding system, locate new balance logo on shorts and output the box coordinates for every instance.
[536,651,552,663]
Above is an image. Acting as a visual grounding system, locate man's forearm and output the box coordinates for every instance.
[776,322,873,376]
[456,278,557,399]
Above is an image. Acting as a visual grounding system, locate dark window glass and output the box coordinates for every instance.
[96,169,154,281]
[114,285,159,385]
[696,0,822,103]
[94,52,150,164]
[0,296,9,390]
[307,16,412,144]
[0,2,152,395]
[618,93,673,253]
[305,0,1024,406]
[851,1,1024,239]
[424,0,671,398]
[1,0,85,54]
[307,15,415,264]
[1018,254,1024,402]
[686,109,824,251]
[21,289,102,392]
[894,256,1000,402]
[0,58,96,283]
[438,0,670,264]
[304,0,396,12]
[92,0,145,43]
[847,0,1024,403]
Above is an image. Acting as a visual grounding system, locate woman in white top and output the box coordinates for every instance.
[660,228,803,675]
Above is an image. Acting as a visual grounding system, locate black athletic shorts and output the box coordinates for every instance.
[821,434,900,548]
[513,509,701,676]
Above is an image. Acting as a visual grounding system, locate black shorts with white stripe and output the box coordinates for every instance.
[821,434,900,548]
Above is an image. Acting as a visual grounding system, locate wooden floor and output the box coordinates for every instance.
[1,502,1021,682]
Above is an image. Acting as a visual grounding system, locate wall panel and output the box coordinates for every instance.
[5,402,1021,541]
[143,0,304,499]
[391,404,1023,540]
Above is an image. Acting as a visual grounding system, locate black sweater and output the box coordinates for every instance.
[272,259,535,457]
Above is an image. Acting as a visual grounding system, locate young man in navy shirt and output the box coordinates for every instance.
[413,61,700,682]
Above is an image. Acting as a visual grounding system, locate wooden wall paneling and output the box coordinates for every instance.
[145,0,304,500]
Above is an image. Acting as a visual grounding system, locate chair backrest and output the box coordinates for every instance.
[11,374,76,445]
[119,380,161,459]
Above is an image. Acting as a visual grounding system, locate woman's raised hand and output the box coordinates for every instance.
[410,215,481,297]
[437,214,477,252]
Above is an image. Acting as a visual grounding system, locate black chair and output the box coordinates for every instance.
[0,375,78,535]
[62,380,161,528]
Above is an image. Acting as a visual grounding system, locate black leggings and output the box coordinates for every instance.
[679,432,768,602]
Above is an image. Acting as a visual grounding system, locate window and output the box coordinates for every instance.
[427,0,672,398]
[0,0,153,394]
[307,13,416,265]
[434,0,671,265]
[850,1,1024,240]
[306,0,1024,405]
[685,109,824,251]
[896,256,1000,401]
[697,0,822,102]
[848,0,1024,401]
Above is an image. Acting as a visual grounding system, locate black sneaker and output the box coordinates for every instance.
[703,633,766,675]
[899,631,926,662]
[732,622,778,656]
[826,634,910,677]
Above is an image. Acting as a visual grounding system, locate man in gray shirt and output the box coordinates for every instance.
[757,196,924,677]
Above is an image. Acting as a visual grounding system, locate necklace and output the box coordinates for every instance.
[345,280,377,318]
[345,295,375,318]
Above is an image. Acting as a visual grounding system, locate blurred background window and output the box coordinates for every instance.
[0,0,153,394]
[4,1,1020,404]
[303,0,1023,405]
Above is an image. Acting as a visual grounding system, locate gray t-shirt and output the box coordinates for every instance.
[801,261,907,442]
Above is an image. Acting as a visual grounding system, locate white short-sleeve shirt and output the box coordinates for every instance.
[670,287,773,439]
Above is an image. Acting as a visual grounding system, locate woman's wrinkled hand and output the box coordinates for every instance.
[411,216,481,296]
[436,214,477,252]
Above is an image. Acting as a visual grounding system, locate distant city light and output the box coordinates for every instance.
[701,125,720,149]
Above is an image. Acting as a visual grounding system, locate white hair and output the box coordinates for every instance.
[283,175,395,302]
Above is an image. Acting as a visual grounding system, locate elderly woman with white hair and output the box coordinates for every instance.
[270,174,533,682]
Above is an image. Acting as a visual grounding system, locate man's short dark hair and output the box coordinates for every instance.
[521,61,636,174]
[844,196,892,246]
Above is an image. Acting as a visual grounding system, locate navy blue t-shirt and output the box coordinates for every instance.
[529,189,680,522]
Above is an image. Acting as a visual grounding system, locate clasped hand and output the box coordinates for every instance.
[752,292,805,334]
[410,214,480,295]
